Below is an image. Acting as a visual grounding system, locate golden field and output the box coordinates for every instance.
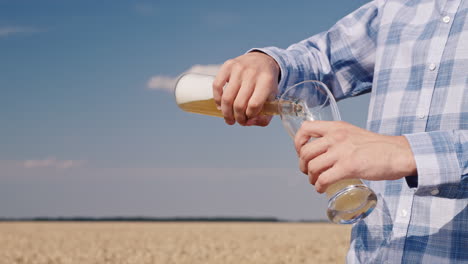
[0,222,351,264]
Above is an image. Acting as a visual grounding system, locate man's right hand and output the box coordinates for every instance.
[212,51,280,126]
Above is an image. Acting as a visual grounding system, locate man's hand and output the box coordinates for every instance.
[294,121,417,193]
[213,52,280,126]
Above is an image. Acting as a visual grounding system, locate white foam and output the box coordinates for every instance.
[175,73,215,104]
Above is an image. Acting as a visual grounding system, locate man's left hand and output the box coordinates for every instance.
[294,121,417,193]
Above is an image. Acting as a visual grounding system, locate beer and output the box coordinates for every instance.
[179,98,306,118]
[326,179,377,224]
[325,179,364,197]
[178,98,225,118]
[175,73,305,118]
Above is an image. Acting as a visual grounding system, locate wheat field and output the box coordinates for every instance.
[0,222,351,264]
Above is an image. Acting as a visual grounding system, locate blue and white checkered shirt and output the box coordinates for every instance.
[256,0,468,263]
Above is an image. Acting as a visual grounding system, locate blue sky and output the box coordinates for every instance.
[0,0,371,220]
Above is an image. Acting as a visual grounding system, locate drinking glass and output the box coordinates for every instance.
[278,80,377,224]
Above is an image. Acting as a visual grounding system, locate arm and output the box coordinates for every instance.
[254,0,385,101]
[295,121,417,193]
[213,0,385,126]
[295,121,467,196]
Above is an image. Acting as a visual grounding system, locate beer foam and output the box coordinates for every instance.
[175,73,215,104]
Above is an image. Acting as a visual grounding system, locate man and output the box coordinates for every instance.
[212,0,468,263]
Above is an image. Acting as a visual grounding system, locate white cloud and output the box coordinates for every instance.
[147,76,177,92]
[147,64,220,92]
[23,157,85,169]
[186,64,221,75]
[0,26,42,37]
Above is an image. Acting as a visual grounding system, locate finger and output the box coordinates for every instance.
[245,115,273,127]
[314,165,347,193]
[298,138,330,174]
[306,152,336,186]
[221,71,242,125]
[294,120,334,154]
[213,61,233,109]
[294,121,318,155]
[246,74,277,118]
[233,78,256,126]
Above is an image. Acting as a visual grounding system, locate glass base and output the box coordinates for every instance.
[327,185,377,224]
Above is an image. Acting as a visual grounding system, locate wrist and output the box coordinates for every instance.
[392,136,418,177]
[249,50,281,83]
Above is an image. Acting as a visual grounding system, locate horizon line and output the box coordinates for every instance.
[0,216,328,223]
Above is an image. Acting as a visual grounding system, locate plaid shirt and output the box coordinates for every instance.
[256,0,468,263]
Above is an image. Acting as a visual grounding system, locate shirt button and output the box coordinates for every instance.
[401,209,408,217]
[431,189,440,195]
[428,63,437,71]
[417,113,426,119]
[442,16,451,23]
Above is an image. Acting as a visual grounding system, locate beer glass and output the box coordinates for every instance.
[278,80,377,224]
[174,72,377,224]
[175,73,301,117]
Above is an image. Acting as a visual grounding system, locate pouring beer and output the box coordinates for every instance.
[174,72,377,224]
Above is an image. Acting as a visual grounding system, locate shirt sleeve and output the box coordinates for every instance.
[249,0,385,101]
[404,130,468,197]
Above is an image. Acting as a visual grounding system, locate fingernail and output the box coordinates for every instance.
[225,119,235,125]
[216,105,221,110]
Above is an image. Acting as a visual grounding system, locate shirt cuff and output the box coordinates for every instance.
[404,131,461,195]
